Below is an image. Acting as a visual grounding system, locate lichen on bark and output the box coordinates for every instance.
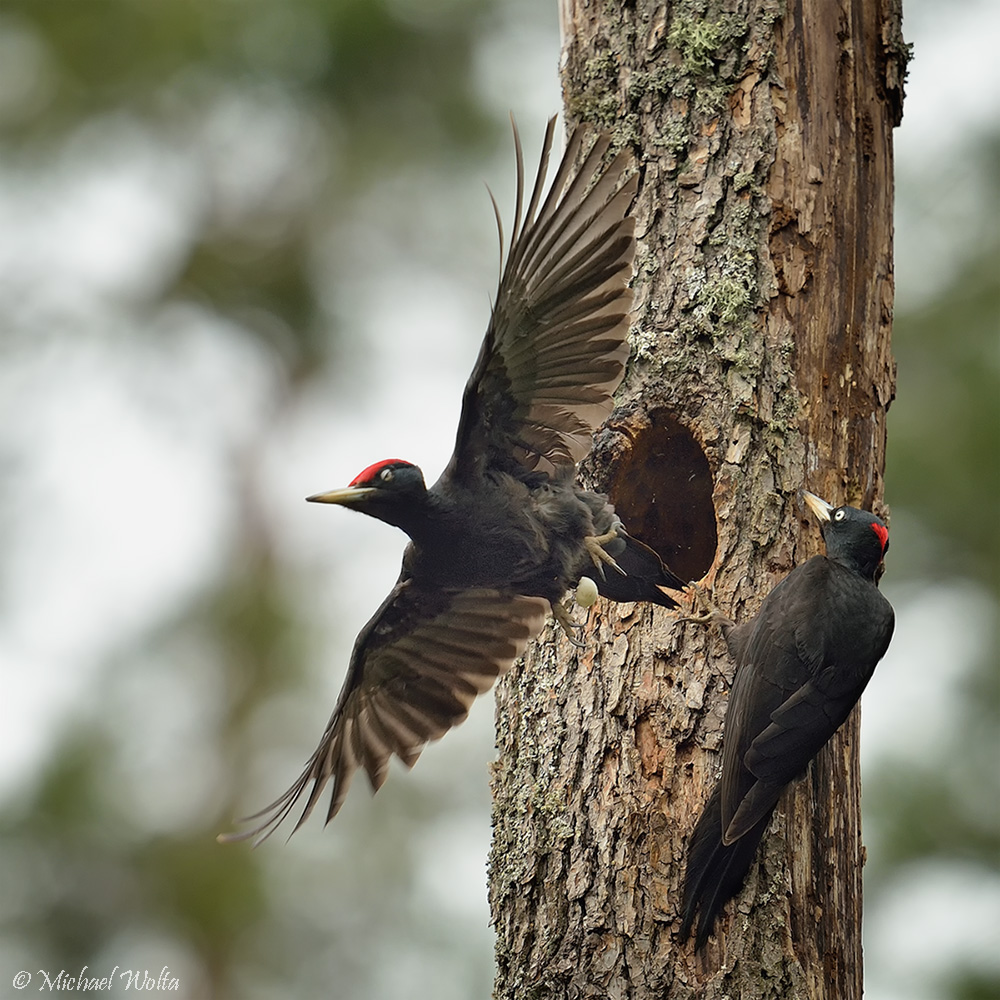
[491,1,903,998]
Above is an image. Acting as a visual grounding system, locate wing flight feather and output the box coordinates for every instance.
[220,583,548,845]
[446,119,638,482]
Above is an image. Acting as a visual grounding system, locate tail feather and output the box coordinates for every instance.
[680,786,774,949]
[597,532,684,608]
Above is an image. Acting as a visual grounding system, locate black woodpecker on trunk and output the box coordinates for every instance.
[680,491,895,950]
[221,119,684,845]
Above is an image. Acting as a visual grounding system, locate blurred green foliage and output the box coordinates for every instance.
[887,138,1000,586]
[1,0,499,382]
[0,2,520,997]
[870,128,1000,997]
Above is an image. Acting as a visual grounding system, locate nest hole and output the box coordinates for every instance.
[599,408,717,584]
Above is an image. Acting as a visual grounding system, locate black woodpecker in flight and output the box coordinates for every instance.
[222,119,684,845]
[679,490,895,949]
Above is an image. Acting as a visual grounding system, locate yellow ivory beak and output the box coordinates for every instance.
[802,490,834,523]
[306,486,378,505]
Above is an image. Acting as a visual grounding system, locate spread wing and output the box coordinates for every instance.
[222,580,548,845]
[443,117,638,483]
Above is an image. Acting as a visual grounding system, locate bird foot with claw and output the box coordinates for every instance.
[683,582,722,625]
[552,601,587,648]
[584,531,626,579]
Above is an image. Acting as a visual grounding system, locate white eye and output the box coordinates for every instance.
[380,468,394,482]
[834,509,846,521]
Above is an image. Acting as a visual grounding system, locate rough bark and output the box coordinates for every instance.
[489,2,905,999]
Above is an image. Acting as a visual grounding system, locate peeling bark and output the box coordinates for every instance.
[490,2,905,998]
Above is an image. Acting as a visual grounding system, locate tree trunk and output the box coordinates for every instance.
[489,2,905,998]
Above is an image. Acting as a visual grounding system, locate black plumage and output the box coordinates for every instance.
[679,491,895,949]
[222,119,683,845]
